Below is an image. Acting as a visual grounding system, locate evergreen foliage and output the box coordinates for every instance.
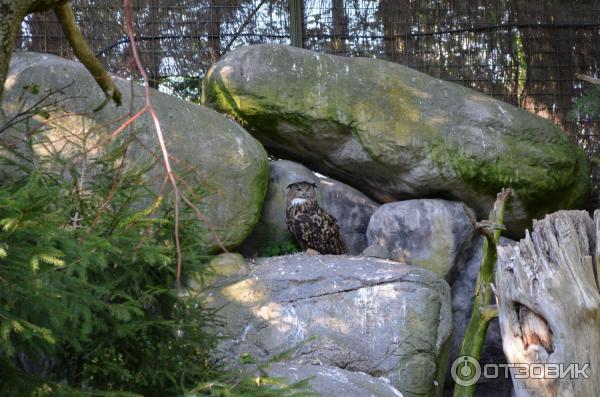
[0,102,312,396]
[571,86,600,120]
[0,122,218,395]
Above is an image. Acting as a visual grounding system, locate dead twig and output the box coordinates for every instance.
[124,0,184,288]
[575,73,600,85]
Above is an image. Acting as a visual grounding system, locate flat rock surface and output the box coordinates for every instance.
[267,362,404,397]
[203,254,452,397]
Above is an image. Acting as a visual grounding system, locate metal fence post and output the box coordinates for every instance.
[289,0,304,48]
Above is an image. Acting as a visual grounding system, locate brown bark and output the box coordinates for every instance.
[0,0,120,109]
[0,0,67,105]
[378,0,409,62]
[329,0,347,54]
[207,0,224,63]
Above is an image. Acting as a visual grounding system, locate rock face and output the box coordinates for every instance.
[1,52,269,253]
[239,160,379,256]
[319,175,380,254]
[202,44,591,237]
[266,362,404,397]
[203,254,452,397]
[445,236,516,397]
[187,253,249,291]
[366,199,477,280]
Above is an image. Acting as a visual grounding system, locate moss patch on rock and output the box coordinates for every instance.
[203,44,590,236]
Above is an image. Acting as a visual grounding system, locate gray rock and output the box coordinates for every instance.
[361,244,392,259]
[1,52,269,253]
[444,236,516,397]
[203,44,591,238]
[203,254,452,397]
[366,199,477,281]
[319,175,379,254]
[267,362,404,397]
[239,160,379,256]
[187,253,249,291]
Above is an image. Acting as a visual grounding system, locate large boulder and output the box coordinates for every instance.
[203,254,452,397]
[1,52,269,253]
[366,199,477,281]
[266,362,405,397]
[239,159,379,256]
[202,44,591,237]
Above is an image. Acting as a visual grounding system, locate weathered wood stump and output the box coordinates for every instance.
[496,210,600,397]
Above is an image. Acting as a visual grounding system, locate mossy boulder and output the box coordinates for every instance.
[1,52,269,253]
[202,44,591,237]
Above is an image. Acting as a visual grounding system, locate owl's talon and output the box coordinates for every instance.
[306,248,319,256]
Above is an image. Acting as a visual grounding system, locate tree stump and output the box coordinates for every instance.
[496,210,600,397]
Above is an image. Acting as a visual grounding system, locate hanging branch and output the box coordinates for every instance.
[123,0,183,288]
[453,188,512,397]
[54,2,122,109]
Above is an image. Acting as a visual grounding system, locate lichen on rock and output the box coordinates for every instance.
[203,44,591,237]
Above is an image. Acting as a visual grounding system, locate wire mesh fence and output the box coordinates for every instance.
[15,0,600,206]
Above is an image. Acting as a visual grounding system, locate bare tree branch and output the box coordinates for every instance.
[575,73,600,85]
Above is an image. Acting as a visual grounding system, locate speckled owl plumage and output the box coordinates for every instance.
[285,181,348,255]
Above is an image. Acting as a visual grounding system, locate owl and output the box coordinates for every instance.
[285,181,348,255]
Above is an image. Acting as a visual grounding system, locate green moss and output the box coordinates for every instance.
[244,148,270,245]
[203,45,592,233]
[429,128,590,220]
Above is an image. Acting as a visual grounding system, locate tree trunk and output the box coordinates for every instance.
[378,0,409,62]
[0,0,121,109]
[1,0,67,105]
[207,0,223,63]
[138,0,163,89]
[329,0,347,54]
[453,188,511,397]
[496,210,600,397]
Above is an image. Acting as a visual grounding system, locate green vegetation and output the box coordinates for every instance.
[453,189,511,397]
[0,130,216,395]
[261,236,299,257]
[569,82,600,170]
[0,107,309,396]
[571,85,600,120]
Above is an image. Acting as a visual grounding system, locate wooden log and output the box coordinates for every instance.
[496,210,600,397]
